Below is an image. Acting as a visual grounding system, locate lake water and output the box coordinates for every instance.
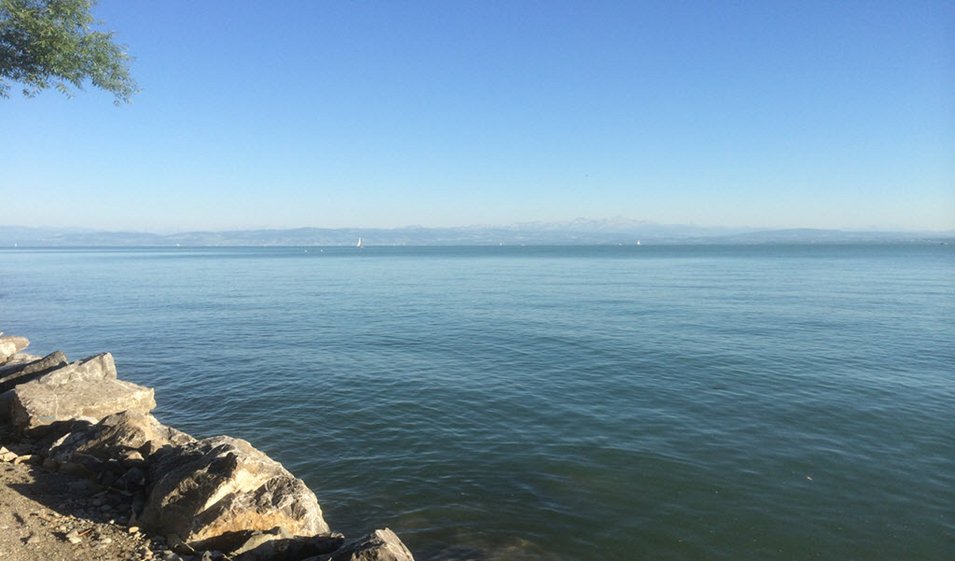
[1,245,953,560]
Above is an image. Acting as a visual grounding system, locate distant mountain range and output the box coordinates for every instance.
[0,219,952,247]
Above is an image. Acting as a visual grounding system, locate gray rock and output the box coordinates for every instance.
[0,351,70,392]
[113,466,148,491]
[0,352,42,368]
[10,355,155,434]
[308,529,414,561]
[0,335,30,363]
[47,411,195,464]
[32,353,118,385]
[141,436,329,549]
[60,459,99,478]
[0,351,71,423]
[230,527,344,561]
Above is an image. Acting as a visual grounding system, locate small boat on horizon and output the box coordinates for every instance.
[356,237,364,248]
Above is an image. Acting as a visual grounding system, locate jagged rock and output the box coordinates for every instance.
[0,335,30,363]
[59,458,100,478]
[0,351,70,393]
[232,528,344,561]
[113,466,148,492]
[141,436,329,549]
[32,353,118,385]
[47,411,195,464]
[10,354,155,434]
[45,422,168,489]
[229,527,292,557]
[306,529,414,561]
[0,353,42,373]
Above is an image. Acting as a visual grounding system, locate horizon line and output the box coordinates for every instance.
[2,221,953,236]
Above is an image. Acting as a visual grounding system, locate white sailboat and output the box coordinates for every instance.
[356,237,364,248]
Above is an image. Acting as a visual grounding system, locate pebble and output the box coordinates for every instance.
[129,526,141,534]
[159,549,182,561]
[13,453,34,464]
[100,537,114,544]
[65,529,83,544]
[0,446,17,462]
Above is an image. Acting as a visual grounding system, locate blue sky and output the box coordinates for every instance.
[1,1,952,232]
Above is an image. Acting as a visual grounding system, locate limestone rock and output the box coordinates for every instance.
[0,352,42,371]
[308,529,414,561]
[10,355,155,433]
[2,354,120,428]
[47,411,195,463]
[230,528,344,561]
[141,436,329,549]
[0,351,69,393]
[34,352,118,385]
[0,335,30,363]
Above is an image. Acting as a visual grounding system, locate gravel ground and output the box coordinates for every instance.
[0,425,189,561]
[0,457,157,560]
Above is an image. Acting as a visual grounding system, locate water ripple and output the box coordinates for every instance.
[1,245,953,561]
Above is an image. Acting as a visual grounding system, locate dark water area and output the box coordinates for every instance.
[1,244,953,560]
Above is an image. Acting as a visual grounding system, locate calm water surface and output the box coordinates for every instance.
[1,245,953,560]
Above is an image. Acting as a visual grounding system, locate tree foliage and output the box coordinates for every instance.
[0,0,137,103]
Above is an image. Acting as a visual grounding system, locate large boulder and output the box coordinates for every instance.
[9,353,155,434]
[0,335,30,363]
[307,529,415,561]
[0,351,69,393]
[47,410,195,463]
[30,352,117,384]
[141,435,329,549]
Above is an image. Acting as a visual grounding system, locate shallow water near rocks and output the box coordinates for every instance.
[2,244,953,560]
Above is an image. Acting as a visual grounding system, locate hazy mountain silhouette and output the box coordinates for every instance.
[0,221,951,247]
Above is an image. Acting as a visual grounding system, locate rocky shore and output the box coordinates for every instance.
[0,333,415,561]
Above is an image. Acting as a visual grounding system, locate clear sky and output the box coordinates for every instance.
[1,0,952,232]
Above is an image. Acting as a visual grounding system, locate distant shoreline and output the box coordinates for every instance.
[0,240,952,250]
[1,224,953,248]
